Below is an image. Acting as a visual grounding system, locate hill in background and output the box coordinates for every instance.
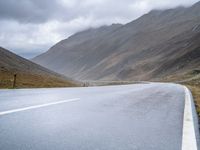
[0,47,78,88]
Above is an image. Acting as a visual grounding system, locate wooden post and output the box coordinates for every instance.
[13,74,17,88]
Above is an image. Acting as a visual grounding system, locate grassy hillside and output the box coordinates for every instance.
[0,47,79,88]
[0,71,78,88]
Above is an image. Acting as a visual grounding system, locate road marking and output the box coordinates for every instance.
[0,98,80,116]
[182,87,198,150]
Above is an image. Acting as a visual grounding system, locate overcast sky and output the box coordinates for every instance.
[0,0,199,58]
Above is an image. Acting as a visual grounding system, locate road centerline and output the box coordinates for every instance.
[0,98,80,116]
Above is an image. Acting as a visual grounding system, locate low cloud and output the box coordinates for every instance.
[0,0,199,58]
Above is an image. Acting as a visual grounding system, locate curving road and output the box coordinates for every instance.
[0,83,199,150]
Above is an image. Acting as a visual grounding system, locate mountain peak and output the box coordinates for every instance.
[193,0,200,6]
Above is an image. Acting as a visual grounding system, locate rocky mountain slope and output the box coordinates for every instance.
[0,47,78,88]
[33,1,200,81]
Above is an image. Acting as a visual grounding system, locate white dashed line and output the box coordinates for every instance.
[0,98,80,116]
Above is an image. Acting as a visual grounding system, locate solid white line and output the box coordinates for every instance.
[0,98,80,116]
[182,87,198,150]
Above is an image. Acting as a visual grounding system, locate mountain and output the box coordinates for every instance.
[33,1,200,81]
[0,47,78,88]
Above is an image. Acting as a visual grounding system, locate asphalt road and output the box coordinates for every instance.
[0,83,198,150]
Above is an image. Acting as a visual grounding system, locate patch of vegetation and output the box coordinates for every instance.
[190,69,200,75]
[186,85,200,116]
[0,71,79,88]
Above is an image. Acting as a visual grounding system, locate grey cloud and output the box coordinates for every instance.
[0,0,198,24]
[0,0,199,58]
[0,0,63,23]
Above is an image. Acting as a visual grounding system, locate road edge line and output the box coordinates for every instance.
[182,86,199,150]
